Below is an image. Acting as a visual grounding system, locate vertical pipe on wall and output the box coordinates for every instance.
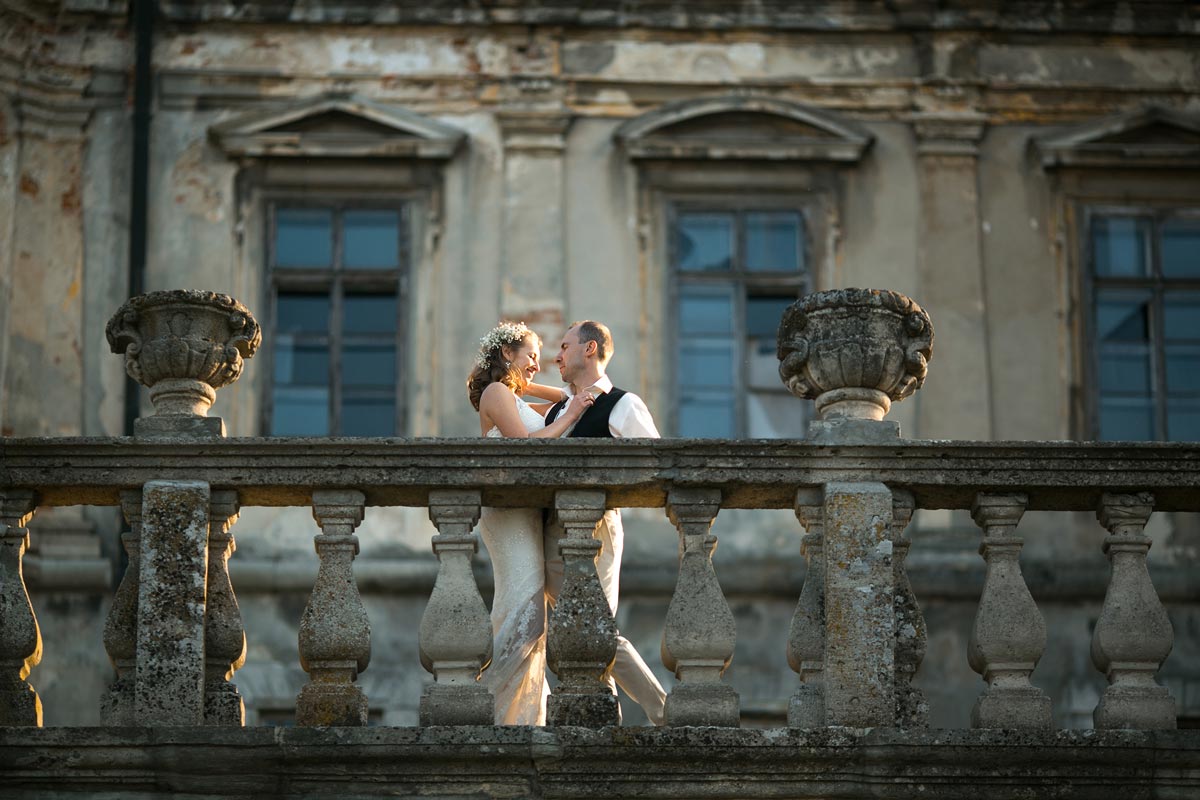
[124,0,155,436]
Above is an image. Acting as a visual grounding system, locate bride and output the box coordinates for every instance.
[467,321,593,725]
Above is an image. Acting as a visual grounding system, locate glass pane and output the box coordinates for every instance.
[680,339,734,385]
[344,209,401,270]
[1162,217,1200,278]
[677,213,734,271]
[746,296,796,339]
[343,343,397,387]
[746,211,803,272]
[679,285,734,335]
[275,208,333,268]
[747,337,782,390]
[746,391,807,438]
[342,396,396,436]
[678,389,735,437]
[1166,346,1200,394]
[276,293,330,335]
[1164,294,1200,341]
[1095,291,1151,342]
[1168,400,1200,442]
[1098,396,1154,441]
[273,338,330,386]
[1092,216,1149,277]
[344,295,397,334]
[1098,348,1151,393]
[271,386,329,436]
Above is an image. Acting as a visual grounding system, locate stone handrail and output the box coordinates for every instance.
[0,288,1188,731]
[1,436,1192,730]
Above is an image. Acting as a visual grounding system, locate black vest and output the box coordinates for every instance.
[546,387,627,438]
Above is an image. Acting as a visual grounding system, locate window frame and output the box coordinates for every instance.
[666,194,816,438]
[1082,203,1200,441]
[261,193,414,437]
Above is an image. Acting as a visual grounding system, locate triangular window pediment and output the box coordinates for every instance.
[1033,106,1200,169]
[615,95,871,163]
[209,95,465,160]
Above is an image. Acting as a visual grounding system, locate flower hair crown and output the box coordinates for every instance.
[475,321,533,369]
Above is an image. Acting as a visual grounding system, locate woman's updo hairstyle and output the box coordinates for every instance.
[467,320,538,411]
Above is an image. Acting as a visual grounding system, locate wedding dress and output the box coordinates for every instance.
[480,396,551,724]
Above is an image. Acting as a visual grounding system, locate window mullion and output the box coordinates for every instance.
[734,213,748,438]
[1150,217,1169,440]
[331,209,345,436]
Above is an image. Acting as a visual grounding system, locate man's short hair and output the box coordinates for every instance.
[570,320,613,364]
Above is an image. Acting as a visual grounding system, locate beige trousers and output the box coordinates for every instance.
[543,509,667,726]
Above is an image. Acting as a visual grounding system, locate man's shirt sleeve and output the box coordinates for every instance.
[610,392,660,439]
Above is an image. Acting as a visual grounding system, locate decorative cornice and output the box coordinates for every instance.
[147,1,1200,35]
[909,112,988,156]
[1032,105,1200,169]
[615,94,873,163]
[208,94,467,160]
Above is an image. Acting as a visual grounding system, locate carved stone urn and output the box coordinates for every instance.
[777,288,933,435]
[106,290,261,438]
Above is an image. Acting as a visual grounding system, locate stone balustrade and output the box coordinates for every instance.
[1,288,1197,796]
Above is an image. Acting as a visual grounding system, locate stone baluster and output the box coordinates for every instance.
[1092,492,1177,729]
[661,488,738,727]
[546,490,619,727]
[822,481,896,727]
[101,490,142,725]
[891,489,928,729]
[297,490,371,727]
[203,491,246,726]
[787,488,825,727]
[418,490,493,725]
[969,493,1051,729]
[136,480,212,725]
[0,490,42,726]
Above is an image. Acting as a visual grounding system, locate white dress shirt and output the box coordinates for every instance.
[564,374,660,438]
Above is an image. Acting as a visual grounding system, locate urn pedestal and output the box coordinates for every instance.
[106,290,261,440]
[776,288,934,444]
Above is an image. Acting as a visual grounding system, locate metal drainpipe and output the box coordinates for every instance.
[123,0,154,436]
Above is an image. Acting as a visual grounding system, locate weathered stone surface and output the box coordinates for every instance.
[547,490,618,727]
[969,493,1051,730]
[419,490,492,726]
[297,489,370,727]
[821,481,894,727]
[100,490,142,725]
[135,480,211,726]
[9,438,1200,513]
[891,490,928,729]
[662,487,738,727]
[106,290,259,441]
[1092,492,1176,730]
[0,490,41,726]
[778,288,934,422]
[3,726,1200,799]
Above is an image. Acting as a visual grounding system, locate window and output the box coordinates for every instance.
[1088,208,1200,441]
[671,205,811,437]
[267,202,407,436]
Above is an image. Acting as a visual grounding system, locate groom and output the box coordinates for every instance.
[542,320,667,726]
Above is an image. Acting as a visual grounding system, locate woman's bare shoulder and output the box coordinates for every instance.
[480,381,515,406]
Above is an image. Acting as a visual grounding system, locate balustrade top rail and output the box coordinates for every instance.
[4,436,1200,511]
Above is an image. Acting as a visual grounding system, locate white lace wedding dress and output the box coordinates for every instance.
[480,396,551,725]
